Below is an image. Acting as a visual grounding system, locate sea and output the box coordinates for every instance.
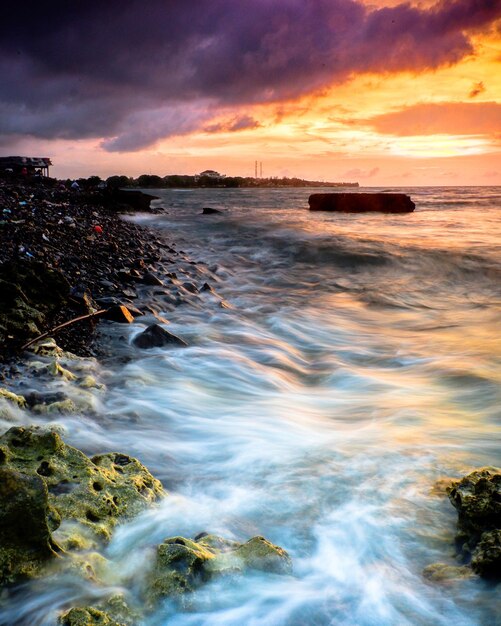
[1,186,501,625]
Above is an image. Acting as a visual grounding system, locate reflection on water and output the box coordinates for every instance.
[2,187,501,625]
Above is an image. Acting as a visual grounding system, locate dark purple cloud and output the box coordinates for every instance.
[204,115,261,133]
[0,0,500,151]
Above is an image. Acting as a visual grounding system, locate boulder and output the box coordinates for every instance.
[141,272,163,287]
[58,594,138,626]
[59,607,122,626]
[0,467,59,584]
[448,468,501,577]
[422,562,473,583]
[102,305,134,324]
[0,426,164,553]
[308,193,415,213]
[201,207,222,215]
[471,530,501,577]
[182,282,199,294]
[146,534,292,605]
[112,189,158,211]
[133,323,187,349]
[0,387,26,408]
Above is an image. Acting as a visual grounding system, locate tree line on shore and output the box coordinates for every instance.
[70,174,358,189]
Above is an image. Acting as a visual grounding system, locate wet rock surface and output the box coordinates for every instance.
[147,534,292,605]
[0,467,58,585]
[0,425,164,585]
[133,323,187,349]
[448,468,501,578]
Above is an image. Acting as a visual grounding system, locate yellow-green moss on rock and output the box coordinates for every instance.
[146,534,292,605]
[0,388,26,408]
[58,607,124,626]
[58,593,139,626]
[0,466,60,584]
[0,425,165,585]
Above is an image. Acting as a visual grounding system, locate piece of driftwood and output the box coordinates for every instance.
[21,309,107,351]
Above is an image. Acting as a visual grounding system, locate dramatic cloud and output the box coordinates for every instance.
[1,0,500,151]
[204,115,261,134]
[365,102,501,135]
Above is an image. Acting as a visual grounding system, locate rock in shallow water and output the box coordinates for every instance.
[308,193,415,213]
[146,534,292,605]
[0,467,58,584]
[0,426,164,584]
[448,467,501,578]
[132,323,187,349]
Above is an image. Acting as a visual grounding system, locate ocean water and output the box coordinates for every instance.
[2,186,501,625]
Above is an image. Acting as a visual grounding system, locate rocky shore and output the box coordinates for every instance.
[0,175,171,359]
[0,175,293,624]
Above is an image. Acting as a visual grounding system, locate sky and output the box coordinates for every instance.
[1,0,500,185]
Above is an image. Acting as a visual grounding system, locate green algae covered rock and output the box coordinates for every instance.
[0,426,164,545]
[422,562,474,583]
[448,467,501,578]
[227,536,293,574]
[147,537,215,603]
[0,388,27,408]
[471,529,501,577]
[0,466,60,584]
[147,534,292,605]
[59,607,124,626]
[59,594,140,626]
[0,425,165,585]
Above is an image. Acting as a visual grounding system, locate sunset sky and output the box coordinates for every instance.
[1,0,500,185]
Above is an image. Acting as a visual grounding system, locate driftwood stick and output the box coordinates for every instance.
[21,309,107,351]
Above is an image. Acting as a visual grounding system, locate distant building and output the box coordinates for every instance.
[0,156,52,176]
[199,169,224,179]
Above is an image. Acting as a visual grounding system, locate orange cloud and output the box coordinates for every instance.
[363,102,501,136]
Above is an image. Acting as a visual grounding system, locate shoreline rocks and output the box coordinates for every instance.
[0,175,171,357]
[0,423,293,623]
[0,425,164,585]
[132,323,187,349]
[448,468,501,578]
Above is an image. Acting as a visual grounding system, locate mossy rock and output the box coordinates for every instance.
[146,534,292,605]
[222,536,293,575]
[59,594,139,626]
[0,388,27,408]
[58,607,124,626]
[446,467,501,578]
[0,466,60,584]
[422,562,474,583]
[147,537,215,603]
[448,468,501,550]
[0,426,164,545]
[0,426,165,585]
[471,530,501,577]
